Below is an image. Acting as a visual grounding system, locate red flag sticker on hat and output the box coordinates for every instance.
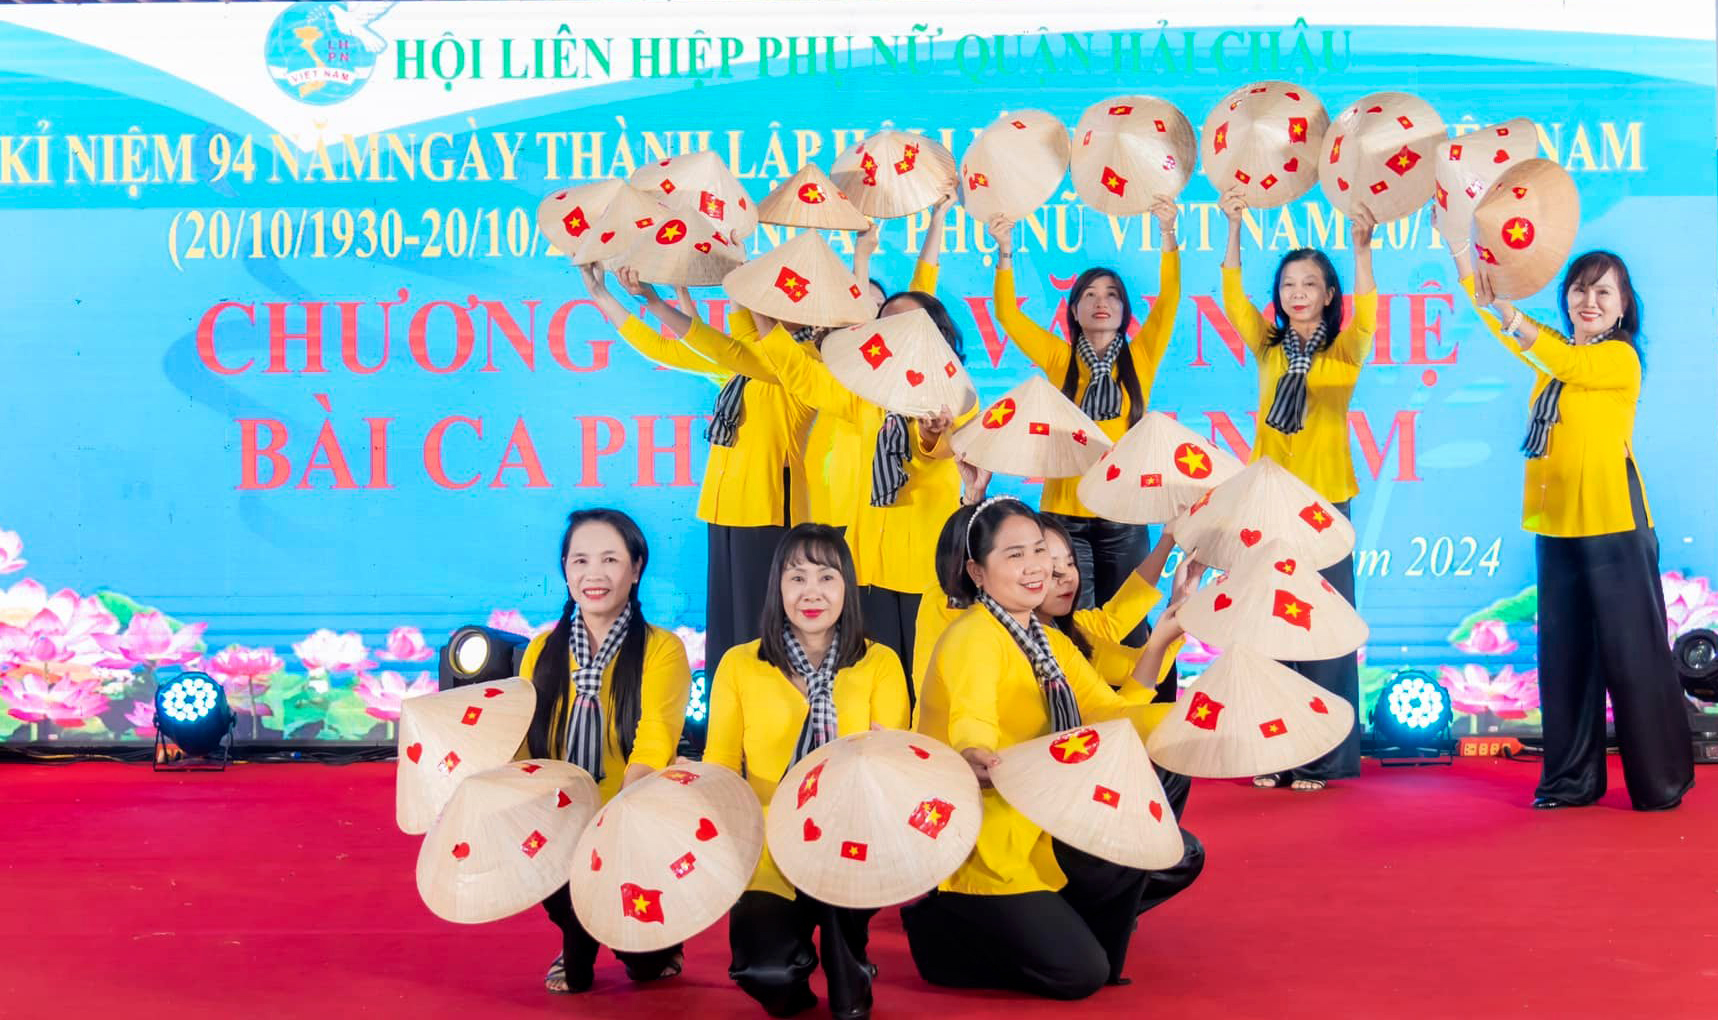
[1259,719,1288,738]
[840,840,869,861]
[1092,784,1121,808]
[1141,473,1162,488]
[1049,727,1101,764]
[521,830,548,858]
[796,762,825,808]
[1299,503,1333,531]
[1272,589,1313,630]
[1029,421,1050,436]
[621,883,665,923]
[1101,167,1128,196]
[1186,691,1224,730]
[774,267,810,302]
[1213,123,1229,153]
[699,191,725,220]
[908,797,955,839]
[860,334,893,370]
[659,768,699,785]
[669,852,696,878]
[461,706,482,726]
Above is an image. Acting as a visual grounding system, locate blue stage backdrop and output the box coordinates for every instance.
[2,2,1715,744]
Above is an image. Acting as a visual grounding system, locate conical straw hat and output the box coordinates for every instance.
[1177,539,1369,661]
[1472,158,1580,301]
[396,678,536,834]
[568,185,681,266]
[820,308,979,418]
[1146,646,1357,778]
[1200,81,1328,209]
[630,149,758,240]
[765,730,982,909]
[1077,412,1244,525]
[609,215,744,287]
[960,110,1071,222]
[1168,456,1355,571]
[948,375,1111,480]
[415,759,600,924]
[1318,92,1448,222]
[831,130,957,219]
[1070,96,1197,216]
[989,718,1184,870]
[569,763,763,953]
[758,163,871,232]
[722,230,873,327]
[1432,119,1537,247]
[537,180,626,258]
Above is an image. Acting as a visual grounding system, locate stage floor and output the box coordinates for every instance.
[3,757,1709,1019]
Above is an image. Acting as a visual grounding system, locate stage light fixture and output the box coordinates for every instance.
[1369,668,1455,765]
[153,670,235,769]
[438,625,528,689]
[1675,628,1718,764]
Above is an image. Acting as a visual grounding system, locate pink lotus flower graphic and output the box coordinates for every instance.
[487,609,553,638]
[207,645,284,716]
[1455,619,1519,656]
[354,670,437,721]
[383,626,434,662]
[0,669,111,726]
[0,529,24,575]
[94,611,206,670]
[292,629,375,674]
[125,699,157,738]
[1175,633,1220,667]
[0,580,119,667]
[673,625,707,673]
[1441,663,1541,720]
[1662,571,1718,642]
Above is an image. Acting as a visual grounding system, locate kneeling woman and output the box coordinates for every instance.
[905,498,1179,1000]
[705,524,911,1019]
[519,508,695,993]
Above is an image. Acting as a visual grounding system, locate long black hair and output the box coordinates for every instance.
[940,498,1042,603]
[883,290,967,363]
[1060,267,1144,426]
[527,508,651,762]
[1034,513,1095,661]
[757,524,869,674]
[1268,248,1344,350]
[1559,250,1643,362]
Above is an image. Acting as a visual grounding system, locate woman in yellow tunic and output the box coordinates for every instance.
[753,295,966,703]
[903,497,1182,999]
[984,199,1182,643]
[516,508,693,994]
[581,265,815,680]
[1219,186,1378,792]
[705,524,910,1019]
[1454,246,1692,811]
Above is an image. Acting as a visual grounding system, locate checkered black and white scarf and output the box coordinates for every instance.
[564,603,632,781]
[1263,321,1328,435]
[1522,323,1618,459]
[869,413,912,507]
[976,593,1080,731]
[1076,335,1124,422]
[785,623,842,765]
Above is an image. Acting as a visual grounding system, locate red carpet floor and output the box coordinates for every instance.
[3,757,1712,1019]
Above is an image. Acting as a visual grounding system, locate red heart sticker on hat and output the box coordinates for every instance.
[451,842,470,860]
[556,790,573,808]
[803,817,822,841]
[1282,157,1299,173]
[1213,593,1233,611]
[695,818,719,841]
[1337,178,1350,191]
[590,849,602,871]
[1493,149,1509,164]
[1149,801,1163,821]
[483,687,504,698]
[405,742,422,763]
[1366,105,1384,113]
[1310,697,1330,715]
[1105,464,1121,481]
[599,230,615,243]
[1285,90,1302,101]
[1240,528,1262,547]
[905,369,925,387]
[694,241,712,253]
[909,744,932,760]
[1274,558,1296,575]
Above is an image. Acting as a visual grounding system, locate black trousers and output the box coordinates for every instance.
[540,884,682,989]
[728,890,874,1018]
[1138,827,1206,916]
[858,586,922,709]
[707,522,787,678]
[1534,462,1694,810]
[1277,500,1361,781]
[900,840,1148,1000]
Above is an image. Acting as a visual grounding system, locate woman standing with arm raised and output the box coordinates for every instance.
[1219,186,1377,792]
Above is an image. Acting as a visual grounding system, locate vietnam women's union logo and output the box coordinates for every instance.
[264,2,395,105]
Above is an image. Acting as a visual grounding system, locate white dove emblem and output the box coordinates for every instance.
[330,2,396,54]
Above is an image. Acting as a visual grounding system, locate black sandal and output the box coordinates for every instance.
[1252,773,1286,789]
